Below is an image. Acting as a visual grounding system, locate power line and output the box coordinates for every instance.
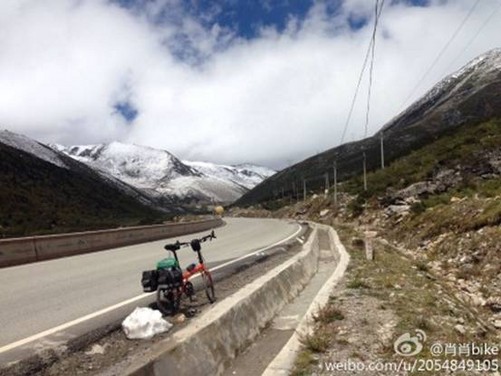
[444,1,501,74]
[364,0,385,138]
[400,0,482,110]
[340,0,385,144]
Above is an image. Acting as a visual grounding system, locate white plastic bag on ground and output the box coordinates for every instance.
[122,307,172,339]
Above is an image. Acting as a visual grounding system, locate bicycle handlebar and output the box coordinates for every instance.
[164,230,216,252]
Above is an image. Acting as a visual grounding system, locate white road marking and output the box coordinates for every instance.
[0,223,302,355]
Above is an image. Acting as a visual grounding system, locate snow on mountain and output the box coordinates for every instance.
[1,131,169,210]
[55,142,275,204]
[54,142,200,189]
[0,130,68,169]
[382,48,501,134]
[183,161,276,190]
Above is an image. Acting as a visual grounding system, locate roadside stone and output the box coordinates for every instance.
[404,196,421,205]
[395,181,435,199]
[173,313,186,324]
[470,294,486,307]
[493,320,501,329]
[454,324,467,335]
[385,205,411,217]
[320,209,330,217]
[486,297,501,312]
[85,344,106,356]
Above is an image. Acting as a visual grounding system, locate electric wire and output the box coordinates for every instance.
[444,1,501,74]
[364,0,385,139]
[400,0,482,110]
[340,0,385,145]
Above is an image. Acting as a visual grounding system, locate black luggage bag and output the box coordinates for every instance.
[157,267,183,287]
[141,270,159,292]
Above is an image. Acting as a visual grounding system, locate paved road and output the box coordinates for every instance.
[0,217,299,348]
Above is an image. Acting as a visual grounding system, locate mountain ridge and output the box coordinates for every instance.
[236,48,501,206]
[53,141,275,205]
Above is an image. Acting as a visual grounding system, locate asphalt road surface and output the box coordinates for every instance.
[0,217,300,349]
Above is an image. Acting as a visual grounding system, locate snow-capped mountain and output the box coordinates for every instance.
[0,130,69,169]
[0,130,165,210]
[183,161,276,190]
[382,48,501,134]
[53,142,275,205]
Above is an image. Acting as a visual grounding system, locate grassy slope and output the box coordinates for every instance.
[344,119,501,198]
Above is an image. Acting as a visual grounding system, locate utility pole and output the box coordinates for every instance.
[380,132,385,170]
[363,152,367,191]
[303,179,306,201]
[325,172,330,193]
[333,160,338,205]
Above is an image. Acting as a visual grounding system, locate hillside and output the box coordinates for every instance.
[230,119,501,374]
[0,135,169,238]
[236,48,501,206]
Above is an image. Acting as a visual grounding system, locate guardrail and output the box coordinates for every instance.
[0,218,224,268]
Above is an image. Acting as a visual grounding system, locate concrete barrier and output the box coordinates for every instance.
[113,224,321,376]
[0,219,223,268]
[0,237,37,267]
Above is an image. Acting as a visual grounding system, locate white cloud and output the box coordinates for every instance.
[0,0,500,169]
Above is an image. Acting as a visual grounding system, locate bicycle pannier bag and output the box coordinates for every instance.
[141,270,159,292]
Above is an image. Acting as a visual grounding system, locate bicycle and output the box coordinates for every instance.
[141,230,216,315]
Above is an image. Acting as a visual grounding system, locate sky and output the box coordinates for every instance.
[0,0,500,169]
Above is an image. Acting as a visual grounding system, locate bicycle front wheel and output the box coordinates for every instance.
[202,271,215,303]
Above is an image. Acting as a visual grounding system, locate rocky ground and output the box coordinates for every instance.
[291,221,499,375]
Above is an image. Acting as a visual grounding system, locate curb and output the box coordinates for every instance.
[107,224,322,376]
[262,223,350,376]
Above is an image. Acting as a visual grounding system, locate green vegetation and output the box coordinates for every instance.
[313,305,345,323]
[401,195,501,240]
[346,278,370,289]
[344,119,501,199]
[290,351,316,376]
[299,332,331,353]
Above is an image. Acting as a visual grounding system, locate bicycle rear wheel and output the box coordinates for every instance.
[202,271,215,303]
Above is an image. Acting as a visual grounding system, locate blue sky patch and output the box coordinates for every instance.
[113,101,138,122]
[197,0,316,38]
[116,0,319,38]
[348,14,368,30]
[390,0,430,6]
